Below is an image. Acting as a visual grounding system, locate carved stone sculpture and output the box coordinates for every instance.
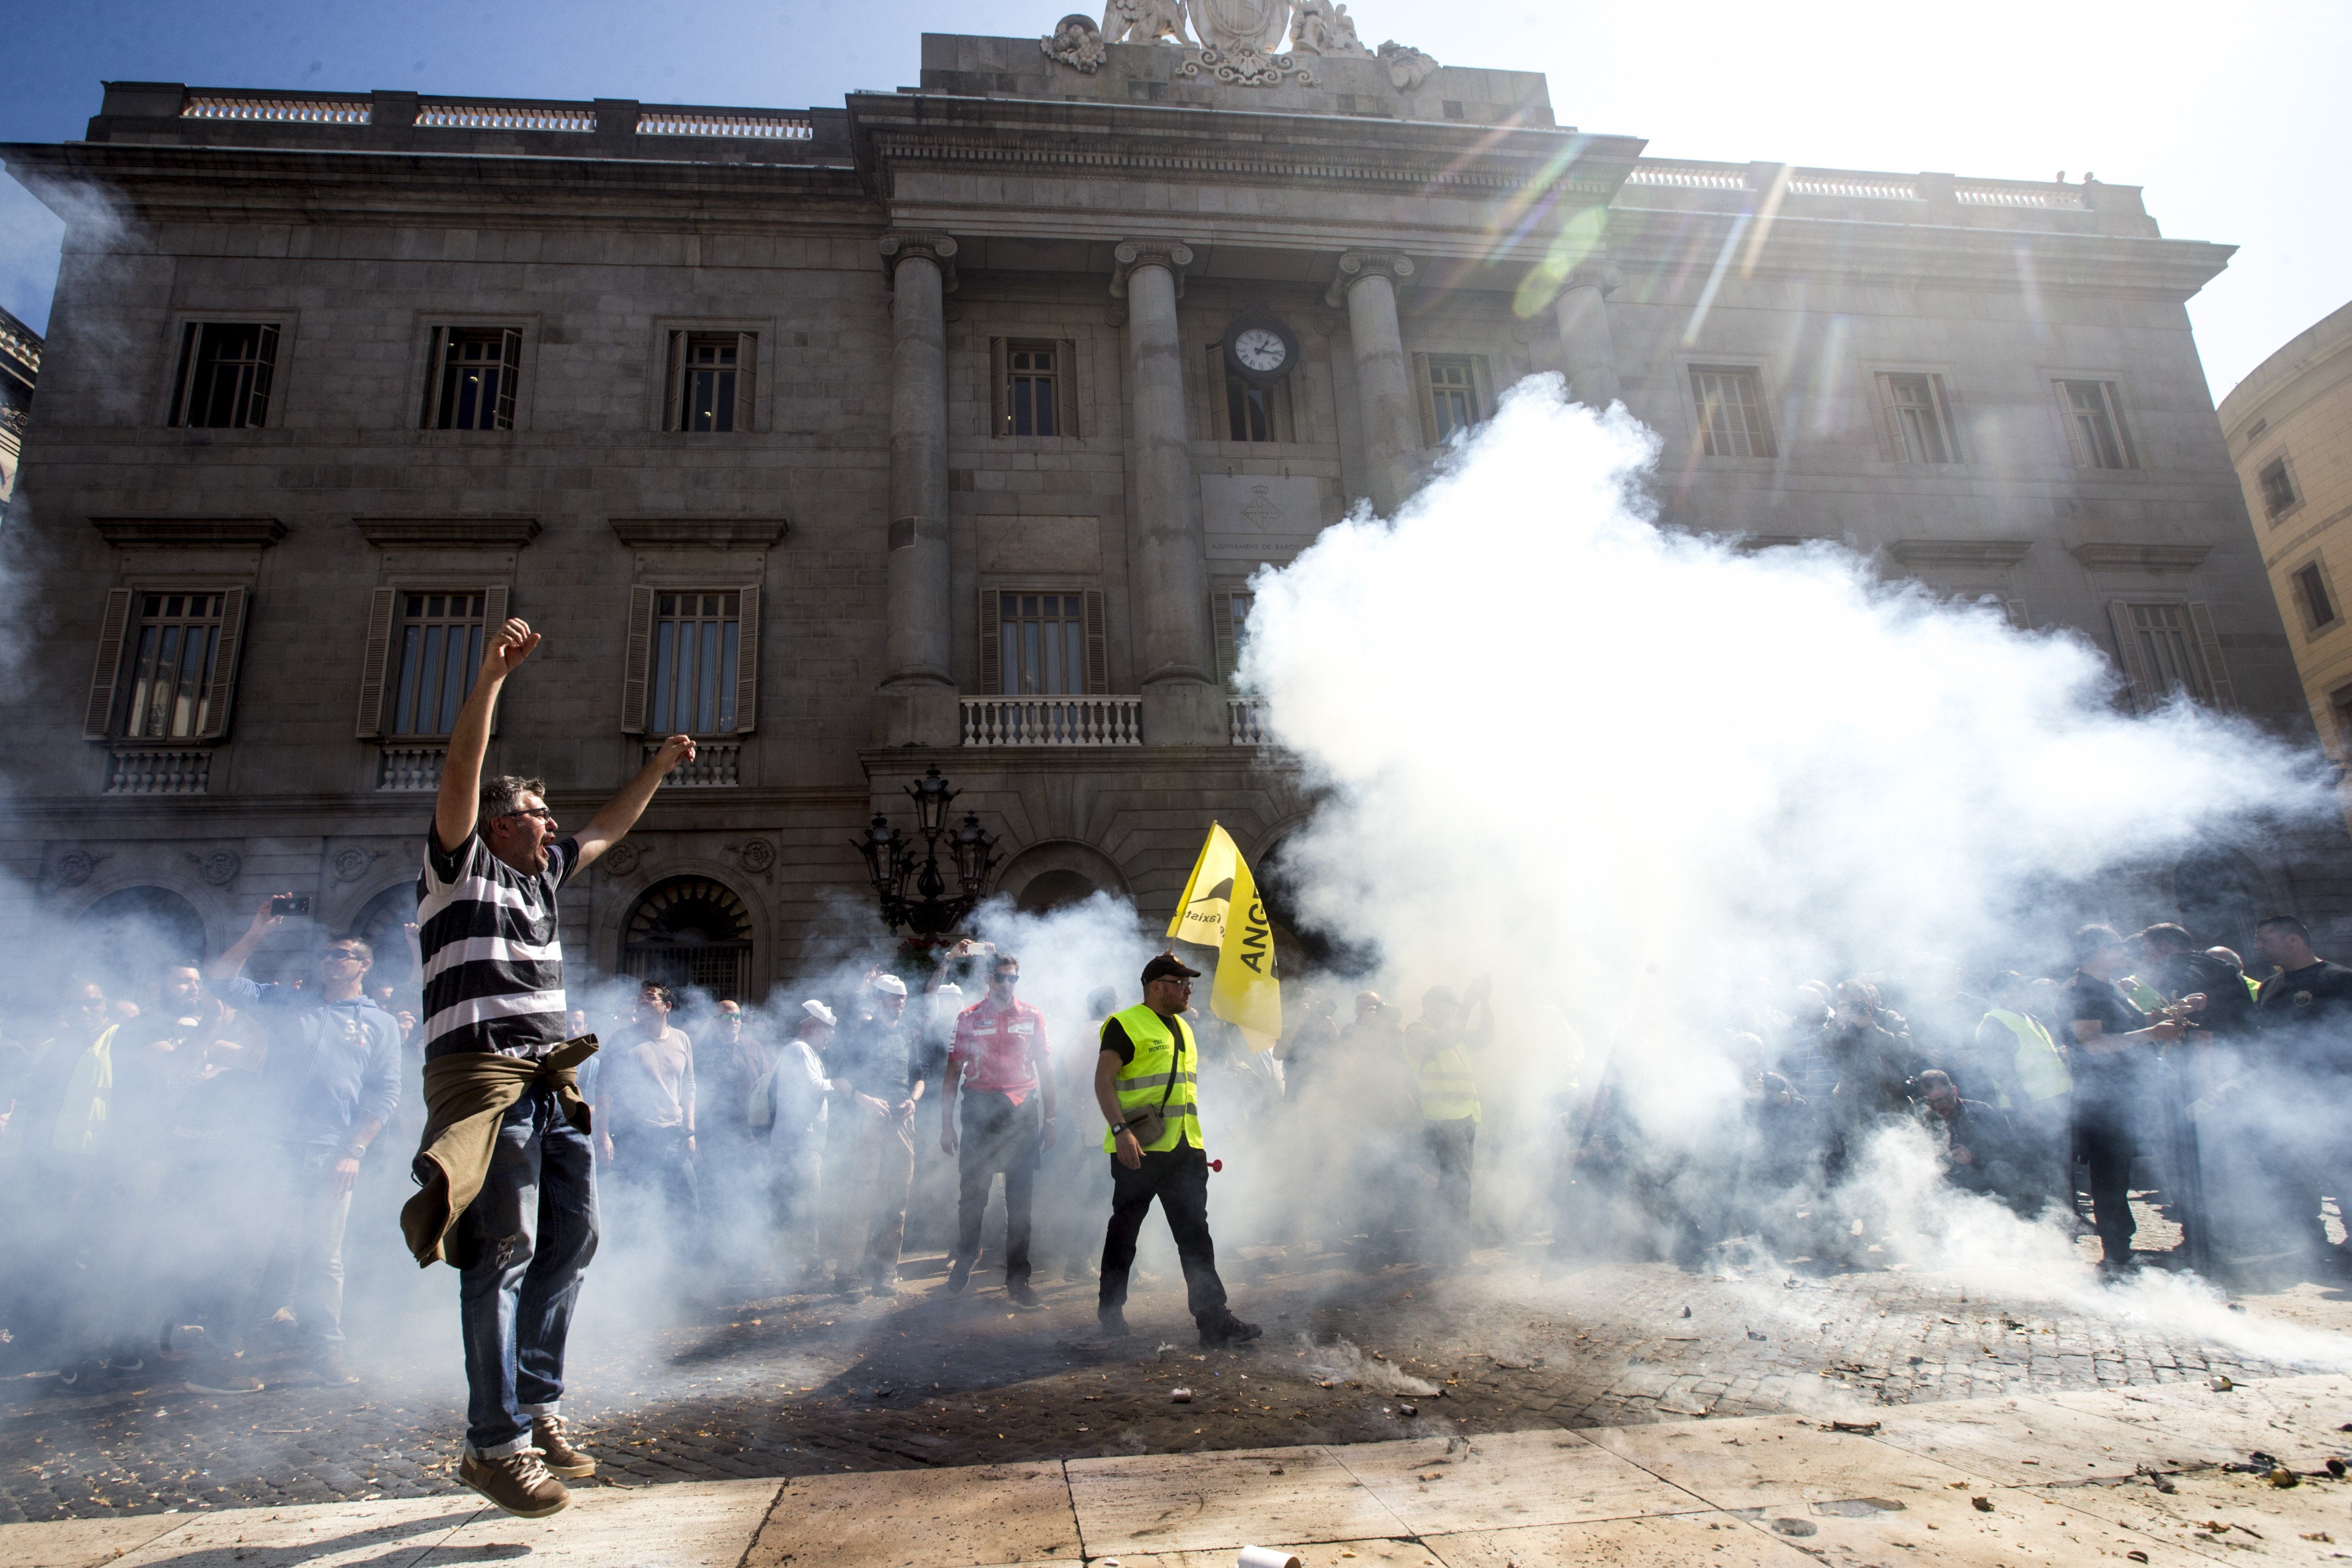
[1288,0,1369,56]
[1378,39,1439,90]
[1191,0,1292,52]
[1042,13,1110,72]
[1102,0,1194,45]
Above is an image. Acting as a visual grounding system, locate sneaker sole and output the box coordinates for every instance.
[462,1473,573,1519]
[538,1457,596,1478]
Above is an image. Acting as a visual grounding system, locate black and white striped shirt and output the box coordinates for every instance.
[418,830,577,1062]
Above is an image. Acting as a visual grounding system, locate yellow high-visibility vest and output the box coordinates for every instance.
[1983,1009,2071,1102]
[1418,1040,1481,1123]
[1100,1003,1203,1155]
[2119,975,2165,1014]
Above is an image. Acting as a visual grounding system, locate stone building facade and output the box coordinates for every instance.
[2219,300,2352,803]
[0,303,37,521]
[0,10,2333,995]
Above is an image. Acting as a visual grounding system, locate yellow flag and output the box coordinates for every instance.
[1167,823,1283,1052]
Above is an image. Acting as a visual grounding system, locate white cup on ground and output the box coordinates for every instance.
[1238,1549,1303,1568]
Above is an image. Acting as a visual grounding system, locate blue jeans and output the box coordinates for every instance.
[456,1086,598,1457]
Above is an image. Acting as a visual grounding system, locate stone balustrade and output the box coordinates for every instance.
[1227,698,1272,747]
[962,697,1143,747]
[1624,158,2089,213]
[636,110,812,140]
[375,746,444,792]
[182,93,370,125]
[651,741,741,787]
[105,748,211,796]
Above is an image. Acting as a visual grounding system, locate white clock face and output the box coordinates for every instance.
[1233,326,1288,374]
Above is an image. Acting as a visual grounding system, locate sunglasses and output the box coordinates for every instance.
[323,949,367,963]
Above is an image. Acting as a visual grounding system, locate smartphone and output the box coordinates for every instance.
[271,894,313,916]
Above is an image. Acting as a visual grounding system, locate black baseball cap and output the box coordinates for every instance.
[1141,952,1202,985]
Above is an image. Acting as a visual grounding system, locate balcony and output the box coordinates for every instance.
[377,746,444,792]
[962,697,1142,747]
[652,741,741,787]
[106,747,211,796]
[1228,698,1271,746]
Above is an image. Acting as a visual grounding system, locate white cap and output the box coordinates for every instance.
[934,982,963,998]
[801,999,838,1027]
[871,973,908,997]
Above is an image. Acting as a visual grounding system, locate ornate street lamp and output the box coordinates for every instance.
[852,765,999,937]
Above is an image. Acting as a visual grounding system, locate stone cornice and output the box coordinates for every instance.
[354,517,540,548]
[609,517,791,548]
[1111,239,1196,299]
[1324,250,1415,306]
[91,516,285,548]
[2069,541,2213,572]
[1889,538,2034,569]
[878,230,959,293]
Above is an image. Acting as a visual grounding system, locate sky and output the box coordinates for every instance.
[0,0,2344,403]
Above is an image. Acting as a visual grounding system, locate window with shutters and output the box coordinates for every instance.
[649,591,743,734]
[119,591,229,739]
[991,339,1077,439]
[1689,366,1776,459]
[979,588,1109,696]
[168,323,279,429]
[1213,590,1255,686]
[2056,379,2135,470]
[2126,603,2214,702]
[389,592,488,738]
[662,330,757,433]
[425,327,523,430]
[1212,348,1292,443]
[2259,455,2300,520]
[2294,562,2340,634]
[2331,685,2352,753]
[1877,372,1959,463]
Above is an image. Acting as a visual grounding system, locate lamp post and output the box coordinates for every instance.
[852,765,999,937]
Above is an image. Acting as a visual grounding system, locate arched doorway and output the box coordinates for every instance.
[993,840,1132,917]
[1015,868,1100,914]
[349,885,421,992]
[75,886,207,978]
[622,876,755,1001]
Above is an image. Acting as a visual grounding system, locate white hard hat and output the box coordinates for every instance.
[871,973,908,997]
[801,999,838,1027]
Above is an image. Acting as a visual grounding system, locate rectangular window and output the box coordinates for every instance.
[1426,356,1482,443]
[169,323,279,429]
[2058,379,2135,470]
[1690,366,1775,458]
[389,592,487,738]
[2259,456,2299,519]
[2332,685,2352,751]
[650,590,741,735]
[682,336,739,432]
[995,591,1089,695]
[2129,603,2213,702]
[2295,563,2338,632]
[1213,589,1255,685]
[1007,343,1060,437]
[121,591,227,739]
[1879,372,1958,463]
[426,327,522,430]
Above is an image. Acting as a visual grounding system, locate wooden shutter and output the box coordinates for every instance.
[2054,381,2089,467]
[733,583,760,733]
[250,324,280,426]
[2106,600,2157,713]
[979,588,1003,694]
[2186,601,2236,710]
[990,337,1009,438]
[194,586,249,740]
[482,584,510,735]
[620,584,656,733]
[420,327,446,428]
[1874,373,1906,461]
[736,332,758,434]
[1060,338,1079,440]
[353,586,399,738]
[662,331,685,431]
[168,323,200,426]
[494,328,523,430]
[2005,600,2030,631]
[82,588,135,739]
[1083,588,1109,694]
[1470,354,1493,426]
[1411,351,1436,445]
[1211,591,1237,684]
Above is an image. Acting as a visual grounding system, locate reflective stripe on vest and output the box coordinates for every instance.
[1984,1008,2071,1102]
[1418,1043,1481,1123]
[1101,1003,1204,1155]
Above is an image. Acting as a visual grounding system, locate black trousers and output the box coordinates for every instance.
[1424,1118,1477,1251]
[2075,1103,2138,1263]
[1098,1144,1229,1328]
[954,1090,1041,1285]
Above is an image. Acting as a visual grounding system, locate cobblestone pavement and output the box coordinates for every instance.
[6,1193,2349,1525]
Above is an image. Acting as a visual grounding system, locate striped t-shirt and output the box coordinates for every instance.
[418,830,577,1061]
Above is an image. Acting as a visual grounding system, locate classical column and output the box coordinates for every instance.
[876,231,958,747]
[1112,238,1224,746]
[1554,263,1623,410]
[1328,251,1421,517]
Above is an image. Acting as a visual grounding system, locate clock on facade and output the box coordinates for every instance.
[1222,314,1298,385]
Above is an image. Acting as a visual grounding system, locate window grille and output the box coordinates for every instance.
[169,323,279,428]
[1690,366,1776,458]
[2058,379,2135,470]
[425,327,522,430]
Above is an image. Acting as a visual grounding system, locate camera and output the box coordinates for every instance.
[271,894,313,917]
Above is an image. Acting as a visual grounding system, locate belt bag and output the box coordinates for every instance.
[1124,1066,1180,1147]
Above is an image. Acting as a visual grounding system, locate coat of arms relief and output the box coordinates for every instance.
[1043,0,1433,89]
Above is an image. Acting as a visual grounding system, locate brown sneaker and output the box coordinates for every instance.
[531,1414,596,1477]
[459,1449,572,1519]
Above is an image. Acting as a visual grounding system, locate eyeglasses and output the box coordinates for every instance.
[322,949,367,964]
[501,806,556,821]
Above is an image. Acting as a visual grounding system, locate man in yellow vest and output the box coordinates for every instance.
[1407,978,1490,1264]
[1973,973,2074,1219]
[1092,953,1262,1348]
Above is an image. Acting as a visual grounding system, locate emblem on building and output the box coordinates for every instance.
[602,842,641,876]
[1377,39,1438,90]
[1101,0,1193,45]
[331,846,388,883]
[734,838,777,874]
[50,849,105,888]
[186,849,242,888]
[1241,485,1285,530]
[1041,14,1109,72]
[1289,0,1370,56]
